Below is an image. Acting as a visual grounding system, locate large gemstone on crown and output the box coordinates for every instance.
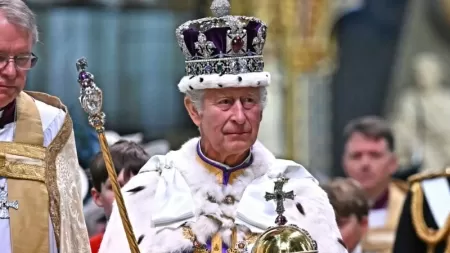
[215,61,225,73]
[232,36,244,53]
[204,64,213,74]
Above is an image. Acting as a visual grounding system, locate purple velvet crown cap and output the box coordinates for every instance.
[180,20,266,60]
[175,0,268,77]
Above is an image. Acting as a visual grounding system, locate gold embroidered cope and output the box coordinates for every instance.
[362,180,408,253]
[0,91,91,253]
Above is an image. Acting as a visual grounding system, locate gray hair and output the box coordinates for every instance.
[0,0,38,44]
[185,86,268,112]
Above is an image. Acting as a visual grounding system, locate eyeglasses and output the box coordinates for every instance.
[0,53,38,70]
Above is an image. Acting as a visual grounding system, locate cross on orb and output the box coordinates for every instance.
[264,177,295,225]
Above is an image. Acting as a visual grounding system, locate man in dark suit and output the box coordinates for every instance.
[393,168,450,253]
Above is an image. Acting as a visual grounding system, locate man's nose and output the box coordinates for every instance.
[360,155,371,170]
[1,61,18,79]
[231,101,246,124]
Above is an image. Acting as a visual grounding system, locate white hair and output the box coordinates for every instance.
[185,86,268,112]
[0,0,39,44]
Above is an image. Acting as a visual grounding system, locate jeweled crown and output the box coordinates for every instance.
[175,0,267,77]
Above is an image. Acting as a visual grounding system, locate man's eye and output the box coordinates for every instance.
[218,99,232,104]
[242,97,255,103]
[15,56,30,65]
[350,153,362,160]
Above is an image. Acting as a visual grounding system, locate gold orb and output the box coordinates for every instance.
[252,224,318,253]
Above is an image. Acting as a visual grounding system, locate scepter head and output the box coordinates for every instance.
[76,57,105,132]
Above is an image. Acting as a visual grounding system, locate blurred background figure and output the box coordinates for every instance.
[342,116,408,253]
[391,52,450,172]
[322,177,369,253]
[85,140,150,253]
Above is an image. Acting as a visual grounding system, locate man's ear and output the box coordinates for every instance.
[91,188,104,208]
[184,96,201,127]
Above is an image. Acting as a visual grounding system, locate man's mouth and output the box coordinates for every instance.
[225,132,249,135]
[0,84,13,89]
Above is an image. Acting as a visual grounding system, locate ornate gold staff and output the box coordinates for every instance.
[76,58,141,253]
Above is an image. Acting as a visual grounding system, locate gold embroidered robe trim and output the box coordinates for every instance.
[0,92,50,253]
[0,91,91,253]
[28,91,91,253]
[362,180,407,253]
[27,91,74,250]
[14,91,44,145]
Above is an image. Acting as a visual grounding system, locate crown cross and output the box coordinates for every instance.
[265,177,295,226]
[252,27,266,55]
[195,33,216,58]
[210,0,231,17]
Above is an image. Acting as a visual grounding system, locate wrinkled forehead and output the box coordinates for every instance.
[204,87,261,98]
[0,13,32,52]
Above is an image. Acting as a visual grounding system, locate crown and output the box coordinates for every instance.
[175,0,268,78]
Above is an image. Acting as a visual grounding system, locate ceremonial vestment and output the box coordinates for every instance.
[393,170,450,253]
[361,180,407,253]
[0,91,90,253]
[100,138,347,253]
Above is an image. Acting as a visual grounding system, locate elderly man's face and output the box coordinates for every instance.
[0,13,32,108]
[186,87,263,157]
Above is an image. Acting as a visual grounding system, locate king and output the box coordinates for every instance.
[100,1,347,252]
[0,1,90,252]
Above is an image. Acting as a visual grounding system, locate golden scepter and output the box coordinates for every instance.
[76,58,141,253]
